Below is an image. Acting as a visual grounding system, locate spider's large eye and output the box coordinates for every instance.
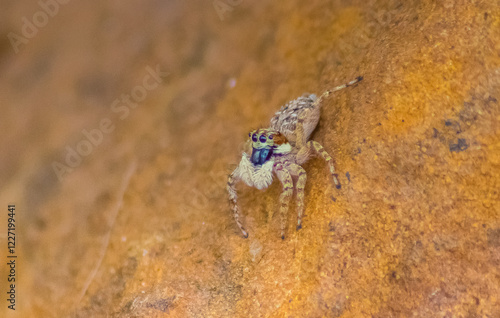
[259,135,267,143]
[252,133,258,142]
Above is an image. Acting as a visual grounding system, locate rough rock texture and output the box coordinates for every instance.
[0,0,499,317]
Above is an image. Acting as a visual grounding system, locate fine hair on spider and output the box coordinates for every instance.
[227,76,363,239]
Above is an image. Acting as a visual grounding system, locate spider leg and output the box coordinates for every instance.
[287,163,307,230]
[307,140,341,189]
[275,163,294,240]
[295,105,320,149]
[227,170,248,238]
[311,76,363,109]
[295,109,308,149]
[295,108,316,165]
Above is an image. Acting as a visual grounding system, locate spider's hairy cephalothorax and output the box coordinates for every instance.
[248,128,289,165]
[227,76,363,239]
[235,129,291,190]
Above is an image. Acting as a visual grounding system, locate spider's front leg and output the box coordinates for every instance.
[275,164,294,239]
[227,170,248,238]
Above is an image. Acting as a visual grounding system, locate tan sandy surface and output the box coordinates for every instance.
[0,0,499,317]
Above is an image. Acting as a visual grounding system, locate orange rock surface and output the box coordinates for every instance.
[0,0,499,317]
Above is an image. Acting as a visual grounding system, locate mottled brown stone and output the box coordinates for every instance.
[1,0,499,317]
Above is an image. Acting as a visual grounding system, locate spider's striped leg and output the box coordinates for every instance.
[288,163,307,231]
[311,76,363,109]
[227,170,248,238]
[307,140,341,189]
[276,164,294,239]
[295,109,309,149]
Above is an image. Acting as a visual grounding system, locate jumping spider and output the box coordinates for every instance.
[227,76,362,239]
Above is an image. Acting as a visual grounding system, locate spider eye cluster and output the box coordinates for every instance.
[249,131,274,143]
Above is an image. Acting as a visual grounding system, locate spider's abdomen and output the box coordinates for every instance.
[270,94,320,142]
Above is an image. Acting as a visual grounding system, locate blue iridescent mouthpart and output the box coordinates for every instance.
[250,147,273,165]
[259,148,270,162]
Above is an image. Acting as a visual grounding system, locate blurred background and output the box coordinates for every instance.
[0,0,499,317]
